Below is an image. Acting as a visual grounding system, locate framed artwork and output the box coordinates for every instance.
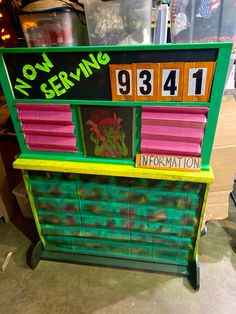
[79,106,135,158]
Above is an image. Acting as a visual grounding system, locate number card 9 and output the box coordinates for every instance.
[183,62,215,102]
[109,64,135,101]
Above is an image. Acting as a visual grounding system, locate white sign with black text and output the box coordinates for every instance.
[136,154,201,171]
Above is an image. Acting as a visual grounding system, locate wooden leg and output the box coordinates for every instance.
[28,241,43,270]
[188,254,200,291]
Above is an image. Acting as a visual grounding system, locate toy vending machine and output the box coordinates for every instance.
[0,42,231,290]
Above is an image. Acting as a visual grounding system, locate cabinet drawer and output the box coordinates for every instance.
[30,179,77,198]
[38,211,82,226]
[81,200,197,225]
[41,224,83,237]
[81,215,195,237]
[44,235,191,265]
[41,224,194,250]
[77,184,130,203]
[81,200,129,218]
[35,197,80,213]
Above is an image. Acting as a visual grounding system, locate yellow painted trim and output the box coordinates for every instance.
[192,184,210,259]
[22,171,45,247]
[14,158,214,183]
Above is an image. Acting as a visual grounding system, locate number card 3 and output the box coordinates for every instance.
[109,64,135,101]
[183,62,215,102]
[133,64,159,101]
[159,63,184,101]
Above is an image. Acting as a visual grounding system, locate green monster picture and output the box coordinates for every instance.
[86,112,128,158]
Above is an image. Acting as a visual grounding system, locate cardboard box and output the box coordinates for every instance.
[205,95,236,222]
[210,146,236,192]
[12,182,33,219]
[212,95,236,148]
[205,190,231,221]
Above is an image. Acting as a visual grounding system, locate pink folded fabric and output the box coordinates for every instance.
[141,124,204,143]
[22,124,75,137]
[141,106,208,156]
[16,103,78,153]
[141,139,201,157]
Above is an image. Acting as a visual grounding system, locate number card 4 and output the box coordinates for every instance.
[159,63,184,101]
[109,64,135,101]
[183,62,215,102]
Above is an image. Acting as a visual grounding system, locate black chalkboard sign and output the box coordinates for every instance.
[2,47,218,100]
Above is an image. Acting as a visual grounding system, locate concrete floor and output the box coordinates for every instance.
[1,200,236,314]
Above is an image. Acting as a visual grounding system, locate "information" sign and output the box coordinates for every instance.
[136,154,201,171]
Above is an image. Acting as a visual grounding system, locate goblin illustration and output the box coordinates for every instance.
[86,112,128,157]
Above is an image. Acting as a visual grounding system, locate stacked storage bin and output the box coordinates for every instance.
[0,43,231,290]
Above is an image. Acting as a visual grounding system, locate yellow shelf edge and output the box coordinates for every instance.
[13,158,214,183]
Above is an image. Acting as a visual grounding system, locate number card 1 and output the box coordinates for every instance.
[159,63,184,101]
[133,63,159,101]
[109,64,135,101]
[183,62,215,102]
